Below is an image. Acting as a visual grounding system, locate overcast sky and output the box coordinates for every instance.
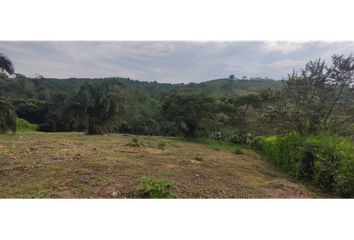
[1,41,354,83]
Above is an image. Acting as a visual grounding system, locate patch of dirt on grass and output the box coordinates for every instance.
[262,180,315,198]
[0,132,330,199]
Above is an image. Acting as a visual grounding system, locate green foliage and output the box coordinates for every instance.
[260,54,354,137]
[255,131,354,197]
[0,97,17,133]
[61,81,127,135]
[17,118,39,131]
[158,140,166,149]
[136,176,179,198]
[160,92,218,138]
[232,145,245,154]
[0,53,15,75]
[129,136,140,147]
[219,94,261,144]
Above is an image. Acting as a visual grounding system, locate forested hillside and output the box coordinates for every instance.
[0,72,282,135]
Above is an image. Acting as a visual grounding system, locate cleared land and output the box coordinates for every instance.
[0,132,328,198]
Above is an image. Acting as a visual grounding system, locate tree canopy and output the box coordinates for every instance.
[61,81,127,135]
[160,92,217,138]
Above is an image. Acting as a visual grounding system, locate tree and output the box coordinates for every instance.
[283,55,354,135]
[160,92,217,138]
[262,54,354,136]
[61,81,127,135]
[0,97,17,133]
[0,53,15,75]
[219,94,261,143]
[229,74,235,80]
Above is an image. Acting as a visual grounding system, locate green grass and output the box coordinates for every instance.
[188,138,246,154]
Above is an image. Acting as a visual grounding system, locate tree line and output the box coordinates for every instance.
[1,53,354,143]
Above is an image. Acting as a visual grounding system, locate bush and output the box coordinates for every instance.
[254,131,354,197]
[233,145,245,154]
[249,136,265,151]
[17,118,39,131]
[136,176,179,198]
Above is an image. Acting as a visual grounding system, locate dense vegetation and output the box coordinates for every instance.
[1,53,354,198]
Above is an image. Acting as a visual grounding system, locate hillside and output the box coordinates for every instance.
[0,74,284,134]
[1,74,283,101]
[0,132,327,198]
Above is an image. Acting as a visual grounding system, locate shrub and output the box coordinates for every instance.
[232,146,245,154]
[158,140,166,149]
[130,136,140,147]
[17,118,39,131]
[255,131,354,197]
[136,176,179,198]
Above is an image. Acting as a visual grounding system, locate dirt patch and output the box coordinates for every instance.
[262,180,315,198]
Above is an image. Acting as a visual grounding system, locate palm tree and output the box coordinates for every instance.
[0,97,17,133]
[61,81,127,135]
[0,53,15,75]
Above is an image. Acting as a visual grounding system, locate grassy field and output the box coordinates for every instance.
[0,132,329,198]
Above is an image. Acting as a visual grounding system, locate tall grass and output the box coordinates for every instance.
[17,118,39,131]
[251,131,354,197]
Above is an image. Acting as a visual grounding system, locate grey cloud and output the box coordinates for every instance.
[0,41,353,82]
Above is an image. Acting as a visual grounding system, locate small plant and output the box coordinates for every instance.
[233,146,244,154]
[158,140,166,149]
[128,136,140,147]
[136,176,179,198]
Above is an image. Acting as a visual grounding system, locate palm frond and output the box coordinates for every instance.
[0,53,15,75]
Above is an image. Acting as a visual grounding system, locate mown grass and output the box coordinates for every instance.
[188,138,246,154]
[0,132,328,198]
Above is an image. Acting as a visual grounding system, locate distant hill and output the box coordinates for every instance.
[1,75,284,101]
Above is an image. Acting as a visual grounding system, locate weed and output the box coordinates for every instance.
[31,189,53,198]
[136,176,179,198]
[72,186,90,194]
[158,140,166,149]
[233,146,245,155]
[127,136,140,147]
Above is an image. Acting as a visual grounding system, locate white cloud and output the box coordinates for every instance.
[264,41,310,54]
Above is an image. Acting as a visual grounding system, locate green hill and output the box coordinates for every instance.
[0,73,283,134]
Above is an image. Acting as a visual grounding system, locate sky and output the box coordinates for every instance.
[1,41,354,83]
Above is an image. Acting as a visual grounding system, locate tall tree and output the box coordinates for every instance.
[0,97,17,133]
[61,81,127,135]
[0,53,15,75]
[283,55,354,135]
[160,92,217,138]
[219,94,261,143]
